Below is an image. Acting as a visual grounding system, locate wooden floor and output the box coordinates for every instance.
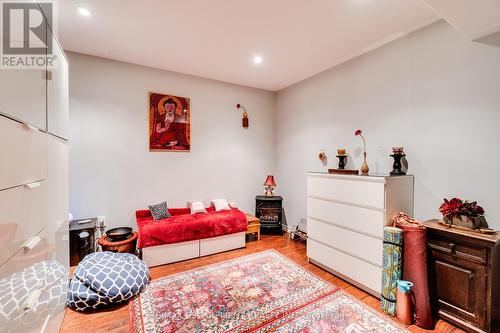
[61,235,464,333]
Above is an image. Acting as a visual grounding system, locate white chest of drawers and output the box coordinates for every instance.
[306,172,414,296]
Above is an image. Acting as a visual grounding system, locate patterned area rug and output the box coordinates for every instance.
[130,250,407,332]
[254,292,407,332]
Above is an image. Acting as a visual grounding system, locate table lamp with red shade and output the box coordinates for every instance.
[264,175,276,197]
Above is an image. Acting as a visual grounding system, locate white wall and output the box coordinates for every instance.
[70,20,500,231]
[68,52,275,228]
[276,21,500,230]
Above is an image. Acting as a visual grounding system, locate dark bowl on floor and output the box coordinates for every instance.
[106,227,133,241]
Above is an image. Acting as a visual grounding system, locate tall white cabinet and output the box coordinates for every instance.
[306,172,414,296]
[0,3,69,332]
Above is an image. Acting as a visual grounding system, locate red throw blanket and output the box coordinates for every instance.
[135,207,247,248]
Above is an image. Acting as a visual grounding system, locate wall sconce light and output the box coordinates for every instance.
[236,104,249,128]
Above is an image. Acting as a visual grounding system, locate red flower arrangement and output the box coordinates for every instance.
[439,198,485,218]
[439,198,490,230]
[354,129,366,151]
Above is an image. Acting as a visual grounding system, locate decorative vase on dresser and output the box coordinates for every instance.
[306,172,414,297]
[0,6,69,332]
[425,220,500,333]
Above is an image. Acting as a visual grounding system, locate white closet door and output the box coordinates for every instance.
[42,136,69,333]
[0,18,47,129]
[47,36,69,139]
[0,227,68,333]
[0,116,47,190]
[47,136,69,267]
[0,180,48,267]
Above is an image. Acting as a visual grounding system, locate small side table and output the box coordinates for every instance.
[98,231,138,255]
[246,214,261,241]
[69,218,97,266]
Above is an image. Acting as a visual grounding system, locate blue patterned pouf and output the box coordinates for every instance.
[68,252,149,311]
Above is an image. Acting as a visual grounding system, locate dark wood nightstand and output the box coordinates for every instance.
[425,220,500,333]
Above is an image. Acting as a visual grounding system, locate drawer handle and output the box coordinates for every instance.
[24,181,41,189]
[24,236,41,250]
[22,289,41,311]
[448,243,456,252]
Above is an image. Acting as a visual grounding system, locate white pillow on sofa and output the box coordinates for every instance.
[211,198,231,212]
[189,201,207,215]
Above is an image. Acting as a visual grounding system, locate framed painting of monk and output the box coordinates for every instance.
[149,92,191,151]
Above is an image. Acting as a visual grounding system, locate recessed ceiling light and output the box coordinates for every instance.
[78,7,91,17]
[253,55,263,64]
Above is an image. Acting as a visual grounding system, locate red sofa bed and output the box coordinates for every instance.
[135,207,248,266]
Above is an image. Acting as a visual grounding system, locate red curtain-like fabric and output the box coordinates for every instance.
[394,214,433,329]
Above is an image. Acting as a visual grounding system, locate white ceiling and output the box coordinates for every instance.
[57,0,440,91]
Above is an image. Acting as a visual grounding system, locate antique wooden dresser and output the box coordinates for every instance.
[425,220,500,332]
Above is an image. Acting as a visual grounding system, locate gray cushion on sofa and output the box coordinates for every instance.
[148,201,171,220]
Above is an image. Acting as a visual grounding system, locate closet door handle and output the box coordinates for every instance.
[24,236,41,250]
[24,181,41,189]
[22,123,38,131]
